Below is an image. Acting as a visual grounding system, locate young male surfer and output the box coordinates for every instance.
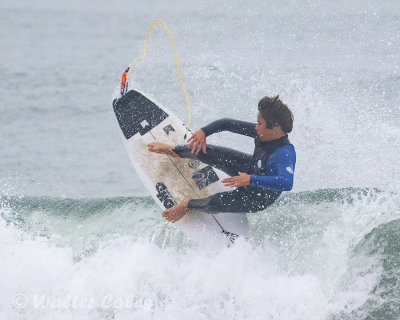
[147,96,296,223]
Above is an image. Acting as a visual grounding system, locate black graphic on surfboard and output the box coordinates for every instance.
[155,182,176,209]
[113,90,168,139]
[192,166,219,190]
[188,159,200,169]
[163,124,175,135]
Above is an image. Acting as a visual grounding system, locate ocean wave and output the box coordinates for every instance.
[1,187,399,319]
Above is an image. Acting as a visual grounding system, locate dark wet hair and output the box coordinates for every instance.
[258,95,294,133]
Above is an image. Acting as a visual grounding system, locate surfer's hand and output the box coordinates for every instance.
[221,172,251,188]
[187,129,207,155]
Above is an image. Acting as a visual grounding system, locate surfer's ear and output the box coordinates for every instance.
[265,119,279,129]
[258,95,293,133]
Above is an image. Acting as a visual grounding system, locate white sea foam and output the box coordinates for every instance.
[1,189,398,319]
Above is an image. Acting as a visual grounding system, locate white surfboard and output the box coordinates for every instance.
[112,89,249,246]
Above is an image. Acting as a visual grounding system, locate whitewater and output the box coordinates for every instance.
[0,0,399,319]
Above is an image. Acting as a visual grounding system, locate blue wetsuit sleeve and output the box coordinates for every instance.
[250,146,296,192]
[201,118,257,138]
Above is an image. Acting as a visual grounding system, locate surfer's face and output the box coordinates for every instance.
[256,112,279,141]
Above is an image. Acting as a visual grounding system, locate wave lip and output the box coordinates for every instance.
[0,187,399,319]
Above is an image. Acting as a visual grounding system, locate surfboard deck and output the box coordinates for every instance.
[112,89,249,246]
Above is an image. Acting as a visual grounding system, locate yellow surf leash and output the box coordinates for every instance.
[120,19,192,139]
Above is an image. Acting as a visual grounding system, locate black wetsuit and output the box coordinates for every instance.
[172,118,296,214]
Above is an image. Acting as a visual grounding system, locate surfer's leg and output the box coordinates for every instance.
[188,186,279,214]
[173,144,253,177]
[161,187,278,222]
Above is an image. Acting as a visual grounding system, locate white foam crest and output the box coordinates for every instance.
[0,201,387,320]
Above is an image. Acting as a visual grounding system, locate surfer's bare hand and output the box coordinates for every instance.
[221,172,251,188]
[147,142,176,156]
[187,129,207,155]
[162,200,189,223]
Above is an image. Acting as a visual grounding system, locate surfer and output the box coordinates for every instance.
[147,95,296,223]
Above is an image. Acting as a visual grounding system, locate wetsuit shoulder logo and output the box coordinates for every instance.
[155,182,176,209]
[192,166,219,190]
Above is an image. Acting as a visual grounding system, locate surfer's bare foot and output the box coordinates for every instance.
[147,142,176,156]
[162,200,189,223]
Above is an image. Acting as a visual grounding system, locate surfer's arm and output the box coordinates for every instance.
[250,146,296,192]
[183,118,255,155]
[201,118,257,138]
